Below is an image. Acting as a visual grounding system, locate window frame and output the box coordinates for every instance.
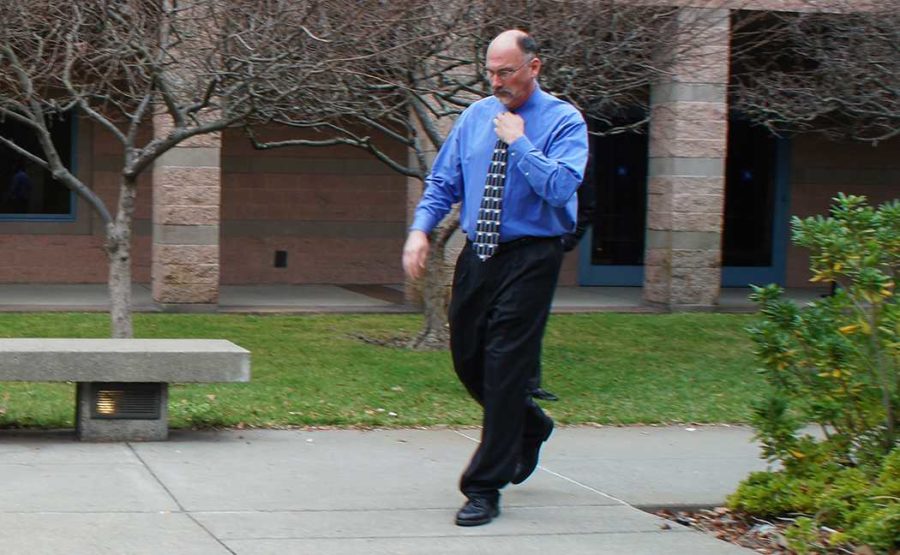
[0,113,78,223]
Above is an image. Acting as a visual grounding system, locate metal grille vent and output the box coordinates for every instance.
[90,383,162,420]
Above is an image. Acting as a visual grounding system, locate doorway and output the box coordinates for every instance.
[577,128,648,285]
[721,121,790,286]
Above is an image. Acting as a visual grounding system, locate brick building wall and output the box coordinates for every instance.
[0,119,153,284]
[0,119,407,287]
[219,127,407,285]
[7,123,895,291]
[786,135,899,287]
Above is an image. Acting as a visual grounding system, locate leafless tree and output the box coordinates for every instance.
[730,1,900,143]
[249,0,731,348]
[0,0,353,337]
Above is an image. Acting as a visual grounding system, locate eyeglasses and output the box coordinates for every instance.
[484,58,532,81]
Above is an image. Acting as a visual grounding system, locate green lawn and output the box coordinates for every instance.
[0,312,763,429]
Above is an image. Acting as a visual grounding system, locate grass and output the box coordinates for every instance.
[0,312,763,430]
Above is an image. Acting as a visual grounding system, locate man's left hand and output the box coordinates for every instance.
[495,112,525,145]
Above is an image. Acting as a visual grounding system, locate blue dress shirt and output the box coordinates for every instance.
[411,86,588,242]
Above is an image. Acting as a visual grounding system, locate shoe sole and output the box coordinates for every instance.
[455,509,499,527]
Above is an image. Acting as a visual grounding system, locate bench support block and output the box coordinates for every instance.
[76,382,169,441]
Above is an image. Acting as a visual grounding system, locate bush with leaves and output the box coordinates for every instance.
[729,194,899,553]
[731,450,899,552]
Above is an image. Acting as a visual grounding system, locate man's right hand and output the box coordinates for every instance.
[402,230,430,280]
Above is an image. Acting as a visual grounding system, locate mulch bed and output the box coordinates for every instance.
[654,508,874,555]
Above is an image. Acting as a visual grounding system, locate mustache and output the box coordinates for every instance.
[493,87,512,96]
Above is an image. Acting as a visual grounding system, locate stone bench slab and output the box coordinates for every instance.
[0,339,250,383]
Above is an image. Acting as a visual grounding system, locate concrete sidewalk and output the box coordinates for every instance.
[0,283,827,313]
[0,425,770,554]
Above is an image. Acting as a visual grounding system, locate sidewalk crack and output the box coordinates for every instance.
[127,443,236,555]
[452,428,632,507]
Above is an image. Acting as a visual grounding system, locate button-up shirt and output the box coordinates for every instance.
[411,86,588,241]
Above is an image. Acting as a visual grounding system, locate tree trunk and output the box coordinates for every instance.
[408,207,460,350]
[106,179,137,338]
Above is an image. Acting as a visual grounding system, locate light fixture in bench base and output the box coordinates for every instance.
[76,382,168,441]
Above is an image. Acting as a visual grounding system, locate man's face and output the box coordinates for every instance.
[485,48,540,111]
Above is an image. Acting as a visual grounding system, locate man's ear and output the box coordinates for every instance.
[530,57,542,78]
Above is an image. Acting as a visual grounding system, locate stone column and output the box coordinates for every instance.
[151,114,221,310]
[644,8,731,310]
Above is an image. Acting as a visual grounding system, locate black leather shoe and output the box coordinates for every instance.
[455,497,500,527]
[530,387,559,402]
[512,420,554,485]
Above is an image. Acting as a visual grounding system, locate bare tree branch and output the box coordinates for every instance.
[730,1,899,143]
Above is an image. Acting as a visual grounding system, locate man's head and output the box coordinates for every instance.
[485,30,540,110]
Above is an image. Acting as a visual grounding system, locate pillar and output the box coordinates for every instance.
[151,114,222,310]
[644,8,731,310]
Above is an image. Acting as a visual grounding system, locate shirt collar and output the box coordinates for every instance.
[516,82,542,113]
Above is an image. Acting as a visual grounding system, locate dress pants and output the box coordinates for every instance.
[448,236,562,501]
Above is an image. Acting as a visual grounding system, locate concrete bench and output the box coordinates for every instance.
[0,339,251,441]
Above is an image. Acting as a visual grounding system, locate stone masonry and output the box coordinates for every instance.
[644,8,730,309]
[151,113,222,308]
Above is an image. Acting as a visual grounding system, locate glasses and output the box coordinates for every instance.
[484,58,532,81]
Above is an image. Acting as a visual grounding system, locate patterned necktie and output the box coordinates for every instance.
[472,139,509,261]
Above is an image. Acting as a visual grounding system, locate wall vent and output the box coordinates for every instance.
[274,250,288,268]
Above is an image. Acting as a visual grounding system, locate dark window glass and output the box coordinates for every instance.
[0,113,73,217]
[722,119,777,267]
[589,120,648,266]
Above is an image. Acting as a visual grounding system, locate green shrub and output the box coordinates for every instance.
[729,448,899,552]
[750,194,898,463]
[732,195,899,553]
[784,516,823,555]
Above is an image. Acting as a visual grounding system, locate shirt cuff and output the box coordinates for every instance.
[507,135,545,183]
[506,135,534,162]
[409,215,433,234]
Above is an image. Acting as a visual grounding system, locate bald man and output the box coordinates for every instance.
[403,30,588,526]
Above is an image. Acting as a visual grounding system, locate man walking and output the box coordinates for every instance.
[402,29,588,526]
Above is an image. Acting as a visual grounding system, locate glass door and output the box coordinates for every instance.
[578,127,648,285]
[721,120,790,286]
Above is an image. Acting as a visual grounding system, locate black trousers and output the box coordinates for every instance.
[448,236,562,501]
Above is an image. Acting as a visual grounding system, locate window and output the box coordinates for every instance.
[722,119,777,267]
[0,112,74,220]
[588,117,649,266]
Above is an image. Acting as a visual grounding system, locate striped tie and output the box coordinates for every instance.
[472,139,508,261]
